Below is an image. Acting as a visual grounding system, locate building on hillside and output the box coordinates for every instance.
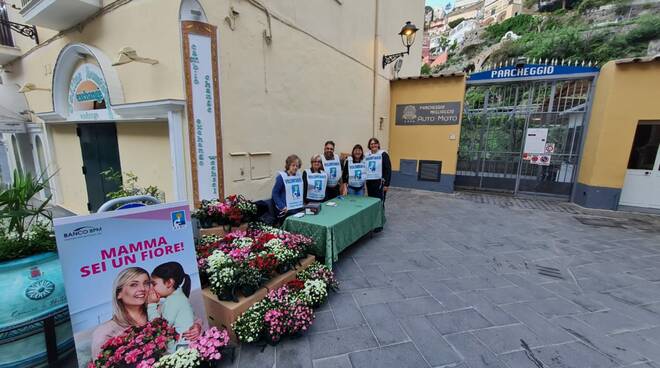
[448,19,479,45]
[447,1,484,23]
[454,0,483,9]
[0,0,423,214]
[481,0,524,26]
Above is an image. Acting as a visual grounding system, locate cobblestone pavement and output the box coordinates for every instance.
[67,188,660,367]
[223,188,660,368]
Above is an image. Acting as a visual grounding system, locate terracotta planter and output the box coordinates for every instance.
[199,223,249,238]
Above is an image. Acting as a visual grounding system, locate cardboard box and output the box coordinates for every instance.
[199,223,248,238]
[203,255,316,341]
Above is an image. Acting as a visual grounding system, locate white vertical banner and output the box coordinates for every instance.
[188,34,219,201]
[182,20,223,206]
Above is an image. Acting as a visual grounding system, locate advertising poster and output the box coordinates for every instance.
[54,202,206,367]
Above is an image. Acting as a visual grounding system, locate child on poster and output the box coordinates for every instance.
[148,261,195,350]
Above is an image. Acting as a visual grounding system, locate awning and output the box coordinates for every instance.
[0,82,30,133]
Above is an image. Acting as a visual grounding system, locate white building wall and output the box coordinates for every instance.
[201,0,423,199]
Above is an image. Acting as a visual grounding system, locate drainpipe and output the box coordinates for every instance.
[371,0,379,139]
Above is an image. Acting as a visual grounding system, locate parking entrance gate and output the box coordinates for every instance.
[455,62,599,197]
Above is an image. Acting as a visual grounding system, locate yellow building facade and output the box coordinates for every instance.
[389,74,466,192]
[387,59,660,211]
[0,0,424,214]
[575,58,660,210]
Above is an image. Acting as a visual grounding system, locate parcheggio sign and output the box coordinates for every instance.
[468,64,599,82]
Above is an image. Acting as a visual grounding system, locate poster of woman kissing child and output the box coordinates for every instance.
[54,202,207,367]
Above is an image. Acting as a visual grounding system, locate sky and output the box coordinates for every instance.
[426,0,453,9]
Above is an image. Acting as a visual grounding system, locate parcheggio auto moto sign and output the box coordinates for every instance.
[396,102,461,125]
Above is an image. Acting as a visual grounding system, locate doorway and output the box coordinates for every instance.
[77,123,122,212]
[620,121,660,209]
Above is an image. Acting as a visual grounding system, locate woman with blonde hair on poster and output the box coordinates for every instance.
[90,267,201,361]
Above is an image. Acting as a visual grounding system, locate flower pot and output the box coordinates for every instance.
[276,264,291,274]
[239,285,258,297]
[0,252,74,367]
[216,290,238,303]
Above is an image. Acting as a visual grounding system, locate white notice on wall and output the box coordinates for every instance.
[188,34,219,201]
[523,128,548,154]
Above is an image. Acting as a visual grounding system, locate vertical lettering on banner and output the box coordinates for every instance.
[182,21,224,207]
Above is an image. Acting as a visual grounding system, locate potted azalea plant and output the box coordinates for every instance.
[193,195,257,232]
[0,170,72,366]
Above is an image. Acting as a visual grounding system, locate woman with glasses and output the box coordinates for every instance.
[272,154,304,221]
[365,137,391,202]
[303,154,328,204]
[341,144,367,196]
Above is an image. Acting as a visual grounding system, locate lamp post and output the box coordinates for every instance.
[382,21,419,69]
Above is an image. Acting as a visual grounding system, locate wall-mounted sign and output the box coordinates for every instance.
[468,64,599,83]
[67,63,114,121]
[0,122,27,133]
[523,128,548,154]
[395,102,461,125]
[182,21,224,206]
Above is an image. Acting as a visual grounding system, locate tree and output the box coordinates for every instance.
[421,63,432,75]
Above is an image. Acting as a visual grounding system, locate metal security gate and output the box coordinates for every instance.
[456,63,597,197]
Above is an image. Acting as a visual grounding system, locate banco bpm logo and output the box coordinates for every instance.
[402,105,417,120]
[63,225,103,240]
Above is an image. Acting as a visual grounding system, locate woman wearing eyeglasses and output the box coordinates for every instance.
[341,144,367,196]
[365,137,392,202]
[303,154,328,204]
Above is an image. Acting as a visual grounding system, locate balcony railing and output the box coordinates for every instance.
[0,18,39,45]
[19,0,102,31]
[0,21,13,47]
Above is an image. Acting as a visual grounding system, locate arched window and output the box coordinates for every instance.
[180,0,208,22]
[35,135,52,197]
[11,134,23,176]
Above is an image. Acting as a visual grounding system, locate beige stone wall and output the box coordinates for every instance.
[3,0,424,210]
[48,124,88,214]
[116,122,174,201]
[202,0,424,199]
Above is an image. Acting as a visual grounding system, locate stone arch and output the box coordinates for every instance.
[51,43,124,119]
[179,0,207,22]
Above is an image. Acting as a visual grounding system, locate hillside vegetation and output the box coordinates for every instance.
[429,0,660,73]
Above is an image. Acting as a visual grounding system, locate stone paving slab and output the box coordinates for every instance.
[62,189,660,367]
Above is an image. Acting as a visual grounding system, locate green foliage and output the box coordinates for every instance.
[101,169,165,202]
[0,170,56,261]
[421,63,432,75]
[625,14,660,43]
[523,0,537,9]
[488,14,660,65]
[0,222,55,261]
[485,15,540,42]
[0,170,52,241]
[448,18,465,29]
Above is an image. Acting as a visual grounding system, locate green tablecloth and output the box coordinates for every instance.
[283,195,384,269]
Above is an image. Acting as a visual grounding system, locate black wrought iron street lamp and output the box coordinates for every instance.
[382,21,419,69]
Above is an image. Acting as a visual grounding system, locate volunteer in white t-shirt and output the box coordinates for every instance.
[341,144,367,196]
[365,137,392,202]
[303,154,328,204]
[321,141,342,200]
[272,154,304,221]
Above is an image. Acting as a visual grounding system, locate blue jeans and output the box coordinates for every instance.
[347,186,365,196]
